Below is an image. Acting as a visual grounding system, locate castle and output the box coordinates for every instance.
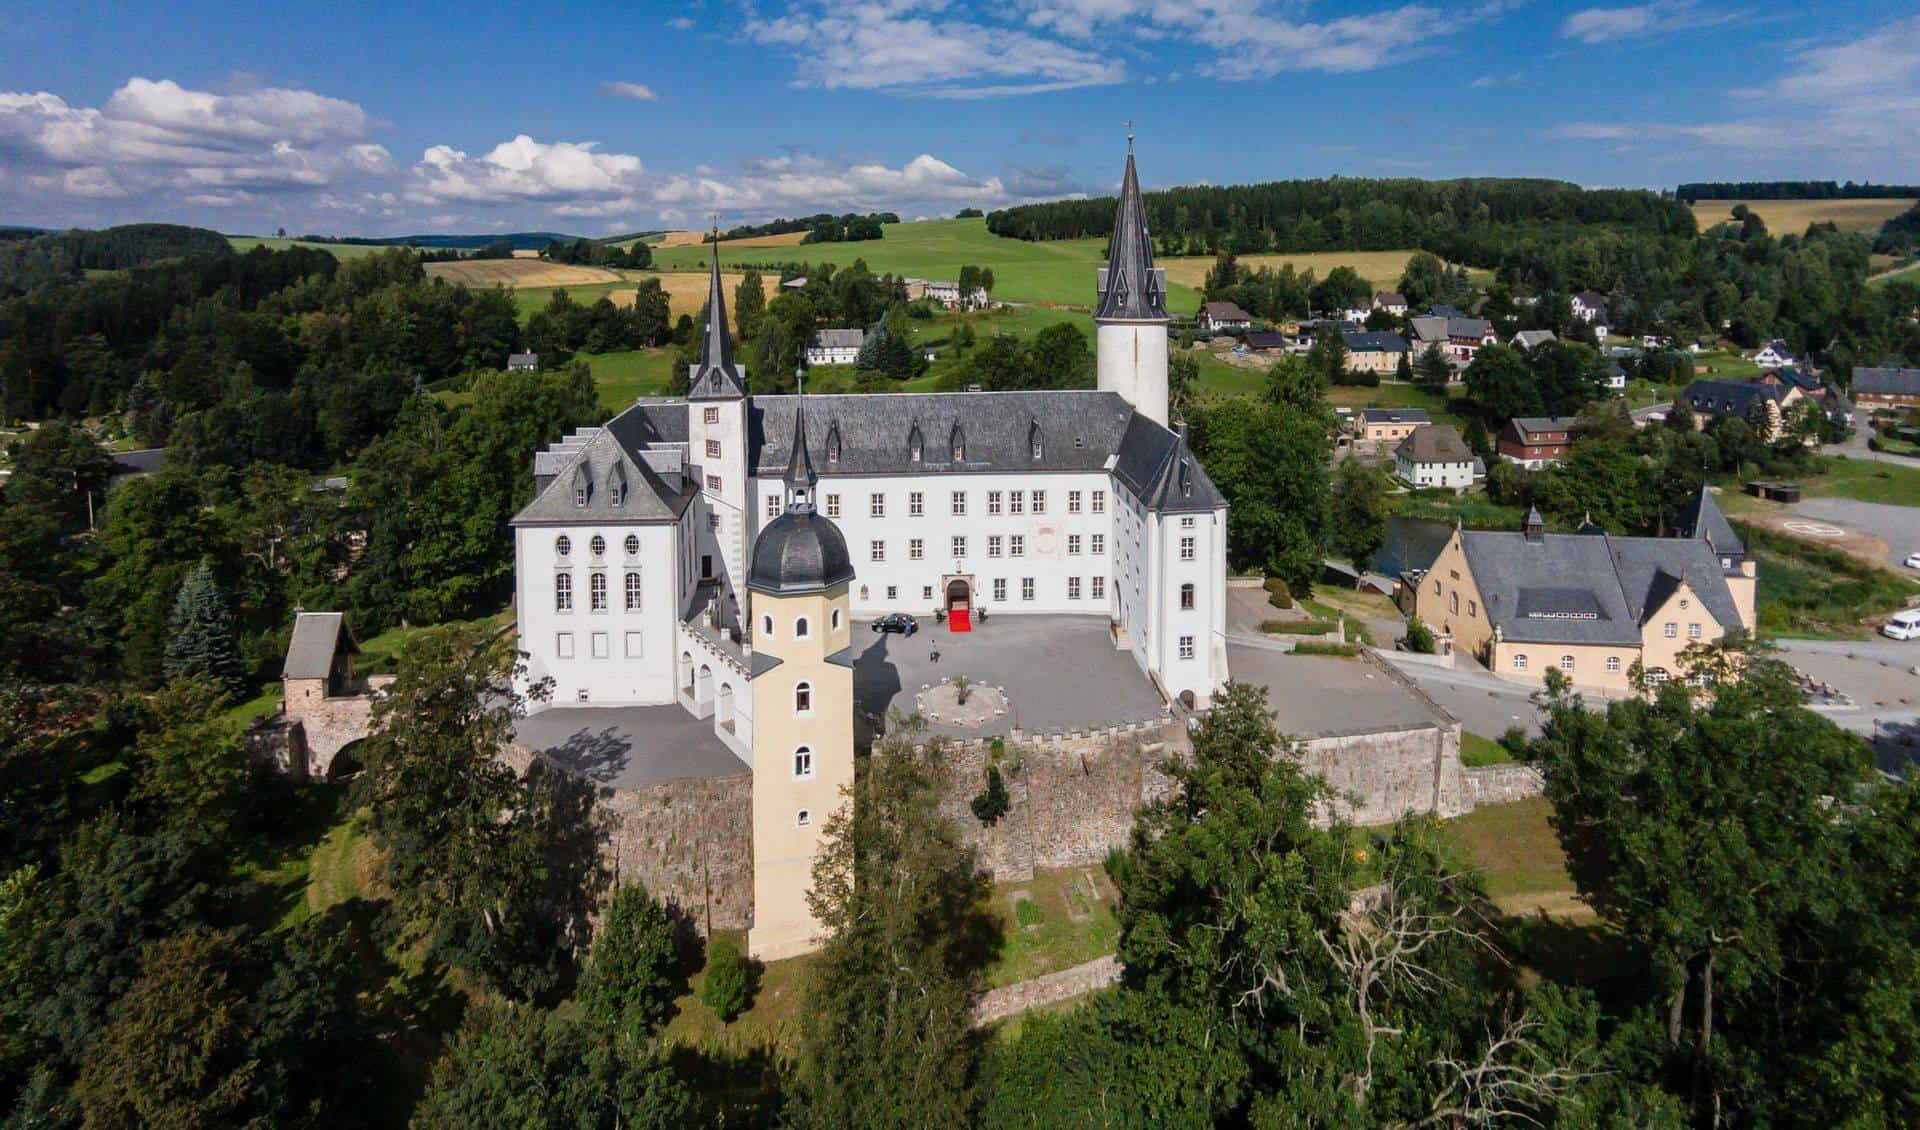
[509,143,1229,959]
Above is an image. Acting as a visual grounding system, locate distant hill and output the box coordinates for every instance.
[1,223,233,295]
[279,231,586,251]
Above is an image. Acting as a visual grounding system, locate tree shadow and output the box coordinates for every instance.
[667,1042,791,1128]
[539,725,634,785]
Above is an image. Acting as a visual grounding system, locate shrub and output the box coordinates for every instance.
[1291,642,1358,657]
[1259,619,1337,635]
[1498,725,1530,757]
[1013,898,1044,928]
[1264,576,1294,609]
[971,765,1011,826]
[701,939,756,1023]
[1405,617,1437,654]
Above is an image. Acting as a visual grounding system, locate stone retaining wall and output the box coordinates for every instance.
[973,955,1121,1026]
[1463,762,1546,806]
[1302,723,1467,825]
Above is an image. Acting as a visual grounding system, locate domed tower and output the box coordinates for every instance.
[1095,134,1171,426]
[745,403,856,961]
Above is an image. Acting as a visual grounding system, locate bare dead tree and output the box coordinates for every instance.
[1398,1011,1607,1128]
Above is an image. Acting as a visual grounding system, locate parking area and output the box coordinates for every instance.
[1789,498,1920,573]
[1227,642,1446,737]
[852,614,1166,739]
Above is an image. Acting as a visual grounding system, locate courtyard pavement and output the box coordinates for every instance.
[1226,640,1446,738]
[515,703,747,790]
[852,614,1166,739]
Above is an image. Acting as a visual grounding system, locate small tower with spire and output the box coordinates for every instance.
[1094,128,1172,426]
[687,219,752,592]
[744,401,856,961]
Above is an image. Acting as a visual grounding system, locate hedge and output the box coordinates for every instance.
[1259,619,1338,635]
[1291,642,1359,657]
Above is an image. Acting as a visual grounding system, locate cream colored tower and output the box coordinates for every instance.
[745,404,857,961]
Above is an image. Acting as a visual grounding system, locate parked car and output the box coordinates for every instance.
[1883,609,1920,641]
[872,613,918,637]
[1903,552,1920,571]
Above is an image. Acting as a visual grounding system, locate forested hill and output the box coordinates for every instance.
[986,177,1695,254]
[1677,180,1920,202]
[0,223,233,295]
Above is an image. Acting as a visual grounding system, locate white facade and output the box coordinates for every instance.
[1396,452,1477,489]
[515,520,690,706]
[1096,322,1170,429]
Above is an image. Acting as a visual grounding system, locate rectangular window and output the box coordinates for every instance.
[555,572,573,612]
[993,578,1007,601]
[1450,591,1460,615]
[1663,622,1677,638]
[590,572,608,611]
[950,491,966,516]
[1032,490,1046,514]
[987,491,1002,515]
[556,631,575,659]
[624,631,643,658]
[825,493,840,518]
[922,585,933,600]
[886,585,898,600]
[707,513,721,532]
[1181,516,1195,528]
[1068,576,1082,599]
[1467,600,1477,617]
[705,439,721,459]
[591,632,609,659]
[703,406,720,424]
[870,540,885,562]
[1178,635,1195,660]
[1092,490,1106,514]
[1068,490,1083,514]
[1606,656,1621,672]
[1009,490,1025,515]
[1513,654,1528,670]
[1021,577,1035,601]
[869,493,885,518]
[765,494,780,518]
[1180,537,1195,561]
[987,536,1003,558]
[794,750,813,779]
[1091,576,1105,599]
[909,491,924,517]
[1092,534,1106,555]
[1688,623,1702,638]
[1068,534,1082,555]
[909,538,924,560]
[1010,535,1025,557]
[624,572,642,611]
[705,474,721,491]
[951,536,966,558]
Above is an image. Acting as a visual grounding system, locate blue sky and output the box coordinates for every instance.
[2,0,1915,236]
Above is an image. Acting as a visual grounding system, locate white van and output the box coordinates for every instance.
[1883,609,1920,641]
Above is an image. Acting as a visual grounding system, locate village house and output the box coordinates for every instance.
[1511,329,1556,351]
[905,278,989,310]
[1852,366,1920,410]
[1340,330,1410,374]
[1244,330,1288,354]
[1373,291,1409,316]
[1682,378,1797,441]
[1197,301,1253,335]
[1497,416,1580,469]
[1571,291,1607,324]
[1394,424,1480,490]
[1411,491,1756,694]
[1606,361,1629,390]
[1409,315,1498,363]
[804,328,864,366]
[1752,339,1796,369]
[1356,407,1431,445]
[507,352,539,371]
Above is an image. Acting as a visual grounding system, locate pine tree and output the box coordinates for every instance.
[163,561,244,695]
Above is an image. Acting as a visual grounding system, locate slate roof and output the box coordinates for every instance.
[1854,367,1920,398]
[1394,424,1474,464]
[108,448,167,478]
[688,243,748,400]
[1341,331,1409,353]
[1508,416,1581,440]
[1200,301,1252,322]
[511,422,698,526]
[1408,315,1447,343]
[283,612,353,680]
[1375,291,1408,307]
[1361,408,1431,426]
[750,390,1128,478]
[810,328,864,350]
[1771,366,1821,392]
[750,509,856,595]
[1245,331,1287,350]
[507,352,538,367]
[1573,290,1605,308]
[1458,528,1744,646]
[1674,485,1743,557]
[1683,379,1784,416]
[1093,145,1169,322]
[1126,420,1225,513]
[1512,329,1557,350]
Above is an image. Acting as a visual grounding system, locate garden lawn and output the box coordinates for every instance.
[1802,457,1920,506]
[584,349,678,409]
[1440,798,1585,919]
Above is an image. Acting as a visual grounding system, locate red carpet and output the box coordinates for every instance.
[948,608,972,633]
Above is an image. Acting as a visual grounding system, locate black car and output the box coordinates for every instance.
[871,613,918,636]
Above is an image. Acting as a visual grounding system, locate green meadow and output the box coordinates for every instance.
[227,236,400,259]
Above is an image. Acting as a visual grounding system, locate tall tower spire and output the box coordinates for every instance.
[784,400,816,511]
[689,219,748,399]
[1093,133,1172,426]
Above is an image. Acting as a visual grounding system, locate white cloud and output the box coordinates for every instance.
[666,16,694,30]
[411,135,644,209]
[599,81,658,101]
[1549,16,1920,174]
[1560,1,1739,45]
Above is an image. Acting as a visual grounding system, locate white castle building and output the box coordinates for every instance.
[510,143,1229,958]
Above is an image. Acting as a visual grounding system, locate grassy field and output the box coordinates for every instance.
[1440,798,1584,919]
[1689,198,1916,235]
[1803,456,1920,506]
[1159,249,1436,292]
[424,258,623,289]
[584,349,679,408]
[1737,520,1920,638]
[1870,260,1920,288]
[228,236,404,259]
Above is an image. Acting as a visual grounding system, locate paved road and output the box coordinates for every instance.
[1376,654,1611,739]
[1787,497,1920,572]
[1826,411,1920,471]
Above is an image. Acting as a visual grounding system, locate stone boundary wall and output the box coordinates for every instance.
[973,955,1121,1026]
[1375,647,1455,671]
[1463,762,1546,807]
[506,743,755,932]
[1301,723,1467,825]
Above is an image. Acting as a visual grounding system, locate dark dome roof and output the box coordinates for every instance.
[748,510,855,595]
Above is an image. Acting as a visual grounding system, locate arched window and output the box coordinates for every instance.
[589,572,608,611]
[1512,653,1527,671]
[624,572,642,611]
[555,535,572,557]
[794,681,812,714]
[1180,582,1195,610]
[1029,420,1043,460]
[826,424,842,464]
[554,573,573,611]
[795,616,810,639]
[831,608,843,631]
[1559,655,1574,672]
[624,533,640,556]
[762,614,774,636]
[793,746,814,779]
[796,809,811,827]
[590,534,606,558]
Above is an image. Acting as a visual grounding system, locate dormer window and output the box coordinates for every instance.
[908,424,923,463]
[950,424,965,463]
[572,465,591,507]
[1029,421,1043,461]
[608,464,627,507]
[826,424,841,464]
[1178,460,1192,497]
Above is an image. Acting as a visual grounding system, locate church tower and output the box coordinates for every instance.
[1094,136,1171,426]
[687,233,751,603]
[744,404,856,961]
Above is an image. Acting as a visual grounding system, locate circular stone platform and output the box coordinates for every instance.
[915,682,1010,728]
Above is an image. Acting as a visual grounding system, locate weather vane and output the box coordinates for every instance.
[1125,119,1134,150]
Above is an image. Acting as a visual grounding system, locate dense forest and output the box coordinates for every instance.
[717,212,898,242]
[0,223,236,296]
[1676,180,1920,201]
